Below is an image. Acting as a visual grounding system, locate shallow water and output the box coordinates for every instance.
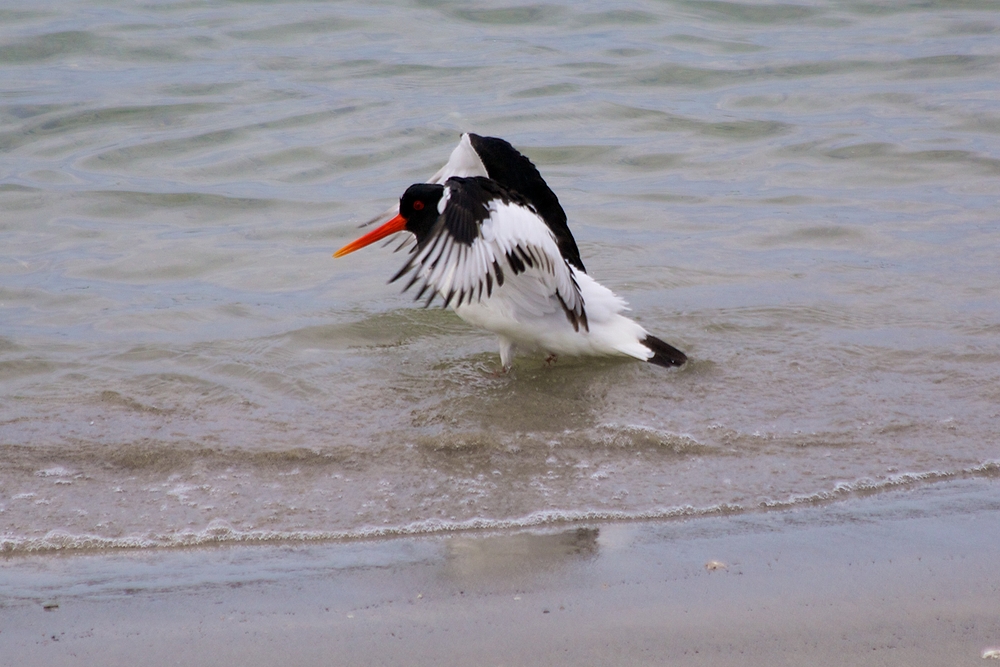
[2,0,999,552]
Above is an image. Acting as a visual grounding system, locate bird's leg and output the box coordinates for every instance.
[544,353,558,366]
[498,336,516,372]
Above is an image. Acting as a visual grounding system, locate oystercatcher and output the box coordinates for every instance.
[335,136,686,371]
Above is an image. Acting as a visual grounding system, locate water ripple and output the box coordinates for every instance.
[2,0,999,548]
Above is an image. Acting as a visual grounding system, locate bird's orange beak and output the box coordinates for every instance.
[333,213,408,258]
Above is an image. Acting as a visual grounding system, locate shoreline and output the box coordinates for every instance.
[2,478,998,666]
[4,461,998,555]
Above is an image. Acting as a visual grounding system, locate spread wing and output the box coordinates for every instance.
[390,177,588,332]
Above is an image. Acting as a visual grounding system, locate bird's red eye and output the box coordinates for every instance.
[413,200,425,211]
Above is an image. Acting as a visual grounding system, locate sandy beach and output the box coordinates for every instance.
[3,479,997,666]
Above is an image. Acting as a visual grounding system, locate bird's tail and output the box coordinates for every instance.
[642,335,687,368]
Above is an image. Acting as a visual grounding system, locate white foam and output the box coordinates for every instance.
[596,423,706,452]
[760,461,1000,509]
[2,460,996,555]
[35,466,77,478]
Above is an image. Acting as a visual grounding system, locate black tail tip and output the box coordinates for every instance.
[642,335,687,368]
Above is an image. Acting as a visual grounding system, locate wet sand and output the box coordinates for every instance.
[2,479,998,666]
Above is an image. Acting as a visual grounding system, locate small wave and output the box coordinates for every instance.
[2,461,997,555]
[595,423,713,454]
[759,461,1000,508]
[0,508,738,554]
[34,466,78,478]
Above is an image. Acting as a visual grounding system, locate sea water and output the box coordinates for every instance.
[2,0,999,552]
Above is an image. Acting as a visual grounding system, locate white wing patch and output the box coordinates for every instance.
[428,134,488,184]
[392,192,588,331]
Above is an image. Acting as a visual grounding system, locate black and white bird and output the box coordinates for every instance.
[335,134,686,371]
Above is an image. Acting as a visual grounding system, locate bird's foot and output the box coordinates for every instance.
[544,353,558,366]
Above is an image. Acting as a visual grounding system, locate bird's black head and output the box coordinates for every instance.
[399,182,444,243]
[333,182,444,259]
